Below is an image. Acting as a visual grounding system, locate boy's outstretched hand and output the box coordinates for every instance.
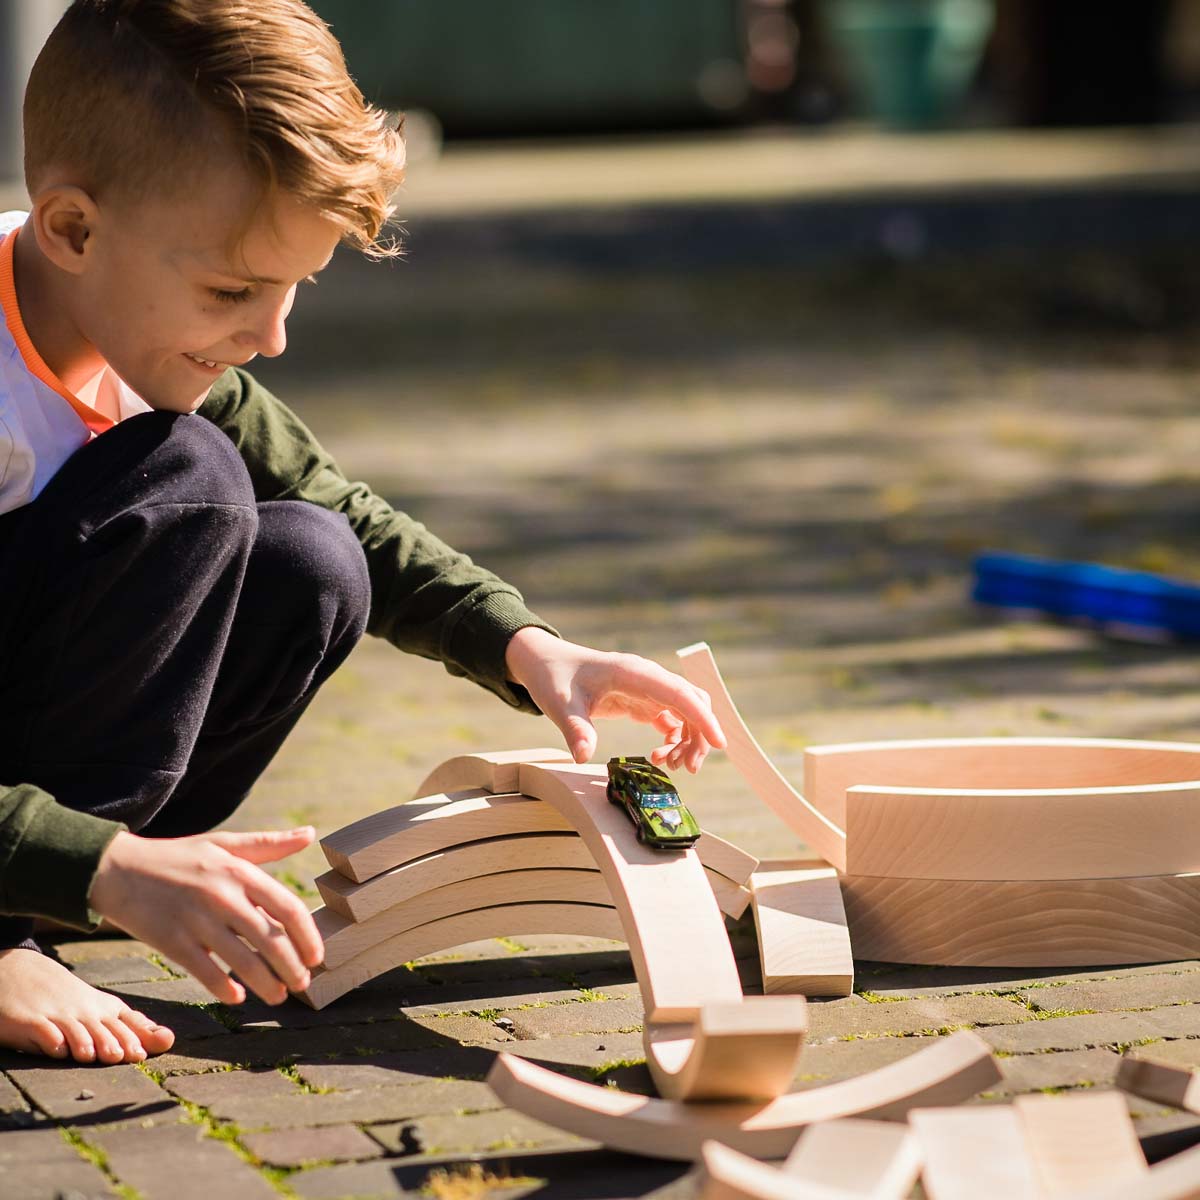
[88,827,324,1006]
[505,627,726,773]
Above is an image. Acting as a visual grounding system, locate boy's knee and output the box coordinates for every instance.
[143,413,256,511]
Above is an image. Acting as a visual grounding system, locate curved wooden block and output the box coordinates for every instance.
[487,1031,1000,1162]
[910,1106,1040,1199]
[645,998,808,1103]
[1118,1054,1200,1114]
[315,868,615,970]
[320,790,573,883]
[698,1142,845,1200]
[751,860,853,998]
[414,747,574,798]
[517,760,744,1024]
[676,643,847,869]
[1065,1142,1200,1200]
[841,872,1200,967]
[296,902,625,1009]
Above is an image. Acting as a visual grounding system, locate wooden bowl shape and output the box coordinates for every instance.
[678,642,1200,967]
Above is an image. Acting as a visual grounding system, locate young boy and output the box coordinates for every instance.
[0,0,724,1065]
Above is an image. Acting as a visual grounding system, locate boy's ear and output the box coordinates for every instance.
[29,186,100,276]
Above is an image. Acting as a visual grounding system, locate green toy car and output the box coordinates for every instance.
[606,756,701,850]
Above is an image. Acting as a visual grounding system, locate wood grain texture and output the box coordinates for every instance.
[644,999,808,1103]
[518,760,743,1024]
[414,747,574,797]
[315,868,614,970]
[697,1141,860,1200]
[1015,1091,1147,1196]
[486,1031,999,1162]
[1118,1055,1200,1114]
[676,643,847,868]
[784,1119,921,1199]
[841,872,1200,967]
[805,738,1200,833]
[295,902,625,1009]
[750,860,854,998]
[320,790,572,883]
[910,1106,1041,1200]
[1065,1142,1200,1200]
[844,779,1200,882]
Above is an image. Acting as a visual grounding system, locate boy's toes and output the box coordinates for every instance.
[90,1022,126,1065]
[120,1008,174,1055]
[30,1019,68,1059]
[104,1015,145,1062]
[60,1018,96,1063]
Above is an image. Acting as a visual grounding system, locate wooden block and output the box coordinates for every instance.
[1067,1142,1200,1200]
[487,1030,999,1162]
[841,872,1200,967]
[315,868,615,970]
[296,901,625,1009]
[784,1118,922,1199]
[320,790,572,883]
[697,831,761,888]
[645,998,808,1103]
[698,1141,817,1200]
[910,1106,1041,1200]
[518,761,744,1024]
[1118,1055,1200,1113]
[805,737,1200,833]
[1014,1091,1147,1195]
[676,643,847,868]
[414,747,574,798]
[750,860,853,998]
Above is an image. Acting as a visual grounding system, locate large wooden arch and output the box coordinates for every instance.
[486,1031,999,1161]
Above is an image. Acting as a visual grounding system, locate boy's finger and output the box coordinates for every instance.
[175,946,245,1005]
[230,909,311,993]
[243,873,325,969]
[611,659,726,750]
[206,928,289,1006]
[208,827,316,865]
[560,713,598,764]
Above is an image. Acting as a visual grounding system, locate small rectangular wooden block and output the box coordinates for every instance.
[750,859,854,998]
[784,1118,921,1199]
[1118,1055,1200,1114]
[911,1106,1040,1200]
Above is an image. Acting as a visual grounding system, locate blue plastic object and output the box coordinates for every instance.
[972,552,1200,641]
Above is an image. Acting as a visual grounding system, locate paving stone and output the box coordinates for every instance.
[1017,971,1200,1015]
[95,983,230,1041]
[7,1062,181,1125]
[789,1034,943,1085]
[0,1126,112,1199]
[505,996,644,1040]
[371,1108,590,1156]
[183,1077,500,1129]
[53,938,158,965]
[110,977,225,1005]
[233,990,418,1030]
[806,993,1031,1043]
[0,1071,32,1121]
[288,1159,411,1199]
[401,980,588,1017]
[1127,1038,1200,1069]
[993,1048,1124,1095]
[404,1011,522,1044]
[241,1123,384,1167]
[70,954,174,986]
[92,1122,278,1199]
[164,1067,301,1109]
[982,1007,1200,1054]
[417,948,632,989]
[482,1031,647,1073]
[297,1045,500,1090]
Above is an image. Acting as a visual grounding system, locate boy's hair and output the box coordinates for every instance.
[23,0,405,258]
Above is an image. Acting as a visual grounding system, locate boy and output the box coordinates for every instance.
[0,0,724,1065]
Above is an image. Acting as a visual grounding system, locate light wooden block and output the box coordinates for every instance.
[315,867,614,970]
[1067,1142,1200,1200]
[414,746,574,798]
[487,1030,999,1162]
[677,643,847,868]
[784,1118,922,1198]
[1118,1054,1200,1113]
[1014,1091,1146,1195]
[841,872,1200,967]
[296,901,625,1009]
[750,860,853,997]
[910,1106,1041,1200]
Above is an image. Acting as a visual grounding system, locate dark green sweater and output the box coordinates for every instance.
[0,368,554,930]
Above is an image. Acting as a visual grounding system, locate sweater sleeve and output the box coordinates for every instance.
[198,369,557,712]
[0,783,125,928]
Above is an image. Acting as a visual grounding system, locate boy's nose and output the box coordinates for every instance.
[242,288,294,359]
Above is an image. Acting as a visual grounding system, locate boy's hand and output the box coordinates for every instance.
[505,627,726,773]
[88,828,324,1007]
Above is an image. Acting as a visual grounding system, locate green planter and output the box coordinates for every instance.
[823,0,994,130]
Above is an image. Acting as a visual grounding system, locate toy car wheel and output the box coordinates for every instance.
[606,782,621,806]
[635,825,646,844]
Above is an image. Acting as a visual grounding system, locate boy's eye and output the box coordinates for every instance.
[210,287,253,305]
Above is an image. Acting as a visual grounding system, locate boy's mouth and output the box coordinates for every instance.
[184,351,222,370]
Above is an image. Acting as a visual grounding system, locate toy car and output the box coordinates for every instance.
[606,756,700,850]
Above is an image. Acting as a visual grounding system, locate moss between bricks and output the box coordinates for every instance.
[61,1127,142,1200]
[174,1096,299,1199]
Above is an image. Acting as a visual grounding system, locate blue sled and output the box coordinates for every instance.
[972,551,1200,641]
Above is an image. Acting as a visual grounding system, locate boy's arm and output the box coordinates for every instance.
[0,782,124,929]
[199,370,556,713]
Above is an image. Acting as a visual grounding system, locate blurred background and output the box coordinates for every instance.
[3,1,1200,857]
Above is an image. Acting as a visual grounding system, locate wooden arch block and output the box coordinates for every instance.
[910,1106,1040,1199]
[486,1030,999,1162]
[1117,1054,1200,1114]
[676,643,847,869]
[1067,1142,1200,1200]
[296,901,625,1009]
[841,872,1200,967]
[414,747,574,798]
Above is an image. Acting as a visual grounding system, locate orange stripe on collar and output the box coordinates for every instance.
[0,226,114,436]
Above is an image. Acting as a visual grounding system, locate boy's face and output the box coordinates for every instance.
[76,162,341,412]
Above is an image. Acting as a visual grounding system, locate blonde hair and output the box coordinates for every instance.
[23,0,406,258]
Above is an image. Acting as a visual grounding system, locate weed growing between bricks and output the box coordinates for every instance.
[60,1127,139,1200]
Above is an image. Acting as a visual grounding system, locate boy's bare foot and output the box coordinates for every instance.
[0,948,175,1063]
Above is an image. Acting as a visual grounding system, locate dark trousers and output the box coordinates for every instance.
[0,411,370,949]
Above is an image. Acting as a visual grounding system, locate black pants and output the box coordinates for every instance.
[0,412,370,949]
